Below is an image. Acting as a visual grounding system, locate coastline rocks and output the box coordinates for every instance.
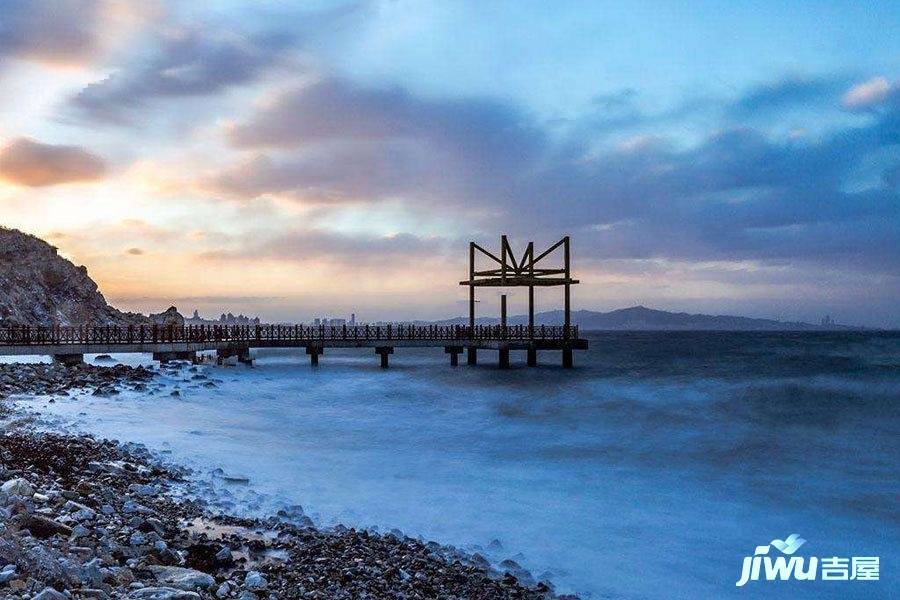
[0,362,566,599]
[0,362,156,398]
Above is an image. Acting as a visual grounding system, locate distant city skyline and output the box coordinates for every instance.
[0,1,898,327]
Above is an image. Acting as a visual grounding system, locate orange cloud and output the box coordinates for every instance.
[0,138,107,187]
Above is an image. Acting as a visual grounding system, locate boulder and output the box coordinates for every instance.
[128,588,201,600]
[33,588,67,600]
[1,478,34,497]
[149,307,185,327]
[148,566,215,591]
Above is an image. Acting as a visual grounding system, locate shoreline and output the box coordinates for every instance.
[0,362,568,599]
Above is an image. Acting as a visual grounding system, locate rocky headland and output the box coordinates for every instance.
[0,361,565,599]
[0,228,147,329]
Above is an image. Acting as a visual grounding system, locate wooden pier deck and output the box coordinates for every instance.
[0,324,588,368]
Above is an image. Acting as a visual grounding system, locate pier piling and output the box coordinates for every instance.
[498,347,510,369]
[306,346,323,366]
[376,346,393,368]
[444,346,463,366]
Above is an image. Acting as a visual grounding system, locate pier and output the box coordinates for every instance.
[0,323,586,368]
[0,236,588,368]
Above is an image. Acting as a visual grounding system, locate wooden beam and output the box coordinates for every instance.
[532,236,567,265]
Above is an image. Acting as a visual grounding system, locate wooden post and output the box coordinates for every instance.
[445,346,462,366]
[498,346,510,369]
[306,345,321,366]
[562,347,573,369]
[467,347,477,365]
[469,242,475,334]
[527,347,537,367]
[376,346,393,368]
[564,235,571,340]
[501,294,507,339]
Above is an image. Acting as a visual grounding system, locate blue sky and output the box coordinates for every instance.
[0,0,898,326]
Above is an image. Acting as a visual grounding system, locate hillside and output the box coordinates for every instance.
[0,227,147,327]
[432,306,859,331]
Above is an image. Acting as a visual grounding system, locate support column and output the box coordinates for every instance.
[528,286,534,337]
[467,347,477,365]
[52,353,83,367]
[306,345,323,366]
[564,236,571,340]
[527,240,535,339]
[468,242,475,332]
[237,349,253,366]
[527,348,537,367]
[501,294,507,339]
[444,346,462,366]
[376,346,393,368]
[498,346,510,369]
[562,347,573,369]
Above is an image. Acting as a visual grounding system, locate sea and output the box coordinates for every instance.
[8,331,899,599]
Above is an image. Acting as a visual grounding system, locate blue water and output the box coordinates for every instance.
[15,331,900,598]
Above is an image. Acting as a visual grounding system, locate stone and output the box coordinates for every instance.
[149,566,215,591]
[15,513,73,539]
[215,582,230,598]
[33,588,67,600]
[1,477,34,497]
[244,570,267,590]
[128,588,201,600]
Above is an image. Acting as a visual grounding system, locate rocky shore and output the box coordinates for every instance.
[0,362,568,599]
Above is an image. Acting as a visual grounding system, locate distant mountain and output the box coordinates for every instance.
[0,227,148,327]
[431,305,861,331]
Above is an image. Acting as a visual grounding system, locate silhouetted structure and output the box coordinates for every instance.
[1,236,587,369]
[461,235,581,367]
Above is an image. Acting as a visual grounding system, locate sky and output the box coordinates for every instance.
[0,0,898,326]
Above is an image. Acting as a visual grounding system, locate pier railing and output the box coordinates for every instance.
[0,324,579,346]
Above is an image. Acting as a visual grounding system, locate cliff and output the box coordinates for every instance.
[0,227,148,327]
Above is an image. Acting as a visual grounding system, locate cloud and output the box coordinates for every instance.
[211,73,900,278]
[0,138,107,186]
[70,28,296,124]
[202,229,449,266]
[0,0,147,67]
[0,0,104,64]
[218,76,551,206]
[729,76,842,116]
[842,77,897,111]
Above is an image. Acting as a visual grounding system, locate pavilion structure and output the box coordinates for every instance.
[460,235,582,367]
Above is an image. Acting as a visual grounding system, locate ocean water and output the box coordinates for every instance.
[12,331,899,599]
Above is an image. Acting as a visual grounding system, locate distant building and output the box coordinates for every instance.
[821,315,835,326]
[350,313,356,326]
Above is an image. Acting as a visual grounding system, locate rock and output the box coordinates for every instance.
[14,513,73,538]
[128,588,201,600]
[148,566,215,591]
[129,483,158,496]
[215,582,230,598]
[0,228,150,327]
[150,306,185,327]
[1,477,34,496]
[33,588,67,600]
[244,570,267,590]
